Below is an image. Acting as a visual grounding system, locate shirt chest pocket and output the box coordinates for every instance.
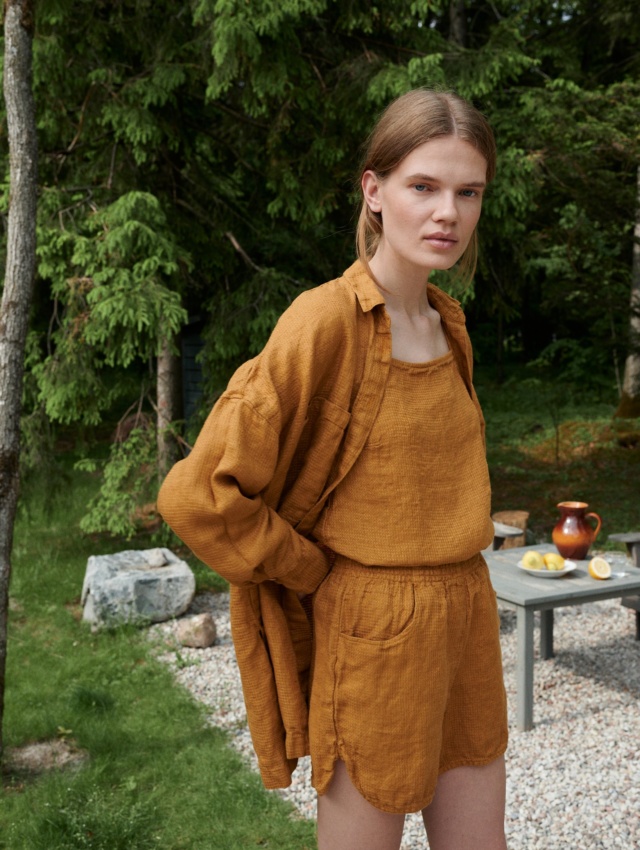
[278,397,350,529]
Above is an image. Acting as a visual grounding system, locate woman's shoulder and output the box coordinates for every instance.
[223,270,362,415]
[272,260,384,347]
[268,270,362,372]
[275,270,361,336]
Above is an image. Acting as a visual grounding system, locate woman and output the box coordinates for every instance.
[158,89,508,850]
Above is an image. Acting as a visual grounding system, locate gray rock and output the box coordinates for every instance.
[81,548,195,627]
[176,612,217,648]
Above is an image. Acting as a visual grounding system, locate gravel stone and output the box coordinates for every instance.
[151,589,640,848]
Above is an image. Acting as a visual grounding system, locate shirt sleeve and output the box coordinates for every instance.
[157,386,331,595]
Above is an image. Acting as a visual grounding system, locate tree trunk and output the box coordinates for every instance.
[449,0,467,47]
[615,165,640,418]
[156,333,181,480]
[0,0,38,757]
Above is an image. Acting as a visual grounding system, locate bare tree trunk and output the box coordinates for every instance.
[0,0,38,757]
[156,333,180,480]
[615,165,640,418]
[449,0,467,47]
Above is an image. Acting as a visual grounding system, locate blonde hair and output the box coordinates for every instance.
[356,89,496,285]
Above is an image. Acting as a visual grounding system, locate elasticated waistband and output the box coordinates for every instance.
[331,551,485,582]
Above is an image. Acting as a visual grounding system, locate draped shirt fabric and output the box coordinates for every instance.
[157,260,490,790]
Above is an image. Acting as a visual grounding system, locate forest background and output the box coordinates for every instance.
[1,0,640,539]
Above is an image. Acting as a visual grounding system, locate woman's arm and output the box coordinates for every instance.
[157,391,331,593]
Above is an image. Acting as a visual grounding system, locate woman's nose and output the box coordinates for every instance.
[432,192,458,222]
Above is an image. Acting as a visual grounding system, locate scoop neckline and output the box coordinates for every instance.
[390,349,454,370]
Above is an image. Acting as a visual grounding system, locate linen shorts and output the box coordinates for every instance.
[308,552,508,814]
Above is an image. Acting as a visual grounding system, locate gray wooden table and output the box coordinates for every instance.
[484,543,640,731]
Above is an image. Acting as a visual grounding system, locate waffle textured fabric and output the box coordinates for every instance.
[310,554,508,813]
[157,261,494,789]
[317,352,494,564]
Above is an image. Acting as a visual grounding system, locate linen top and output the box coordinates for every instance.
[317,352,493,564]
[157,260,490,790]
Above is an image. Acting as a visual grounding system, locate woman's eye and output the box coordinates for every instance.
[414,184,428,192]
[460,189,477,198]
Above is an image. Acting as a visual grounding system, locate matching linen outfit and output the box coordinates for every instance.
[157,260,508,813]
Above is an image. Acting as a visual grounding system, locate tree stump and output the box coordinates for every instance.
[492,510,530,549]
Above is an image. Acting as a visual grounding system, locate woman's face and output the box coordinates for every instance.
[362,136,487,277]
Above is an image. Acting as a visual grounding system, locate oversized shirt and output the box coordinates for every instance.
[157,260,486,789]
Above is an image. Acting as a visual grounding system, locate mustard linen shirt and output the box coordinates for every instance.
[157,260,489,789]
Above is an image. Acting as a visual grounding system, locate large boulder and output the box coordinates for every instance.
[81,548,195,627]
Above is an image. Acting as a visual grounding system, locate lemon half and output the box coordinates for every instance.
[588,556,611,580]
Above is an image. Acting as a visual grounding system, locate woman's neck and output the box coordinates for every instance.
[367,249,432,318]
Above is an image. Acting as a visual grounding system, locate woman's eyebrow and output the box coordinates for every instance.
[406,172,487,188]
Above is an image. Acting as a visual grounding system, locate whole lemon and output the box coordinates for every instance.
[543,552,565,571]
[522,550,545,570]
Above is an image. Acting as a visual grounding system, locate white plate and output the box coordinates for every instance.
[517,559,577,578]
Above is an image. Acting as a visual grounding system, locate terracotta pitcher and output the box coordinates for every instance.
[552,501,602,560]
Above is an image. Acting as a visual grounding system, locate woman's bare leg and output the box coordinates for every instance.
[422,756,507,850]
[317,760,406,850]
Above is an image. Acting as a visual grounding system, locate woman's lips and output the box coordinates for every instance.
[425,233,458,248]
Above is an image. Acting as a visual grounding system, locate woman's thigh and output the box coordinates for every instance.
[422,756,507,850]
[317,760,406,850]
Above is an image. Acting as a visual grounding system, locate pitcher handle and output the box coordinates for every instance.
[586,512,602,540]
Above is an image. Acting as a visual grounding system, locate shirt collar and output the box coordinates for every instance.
[342,259,466,325]
[342,260,386,313]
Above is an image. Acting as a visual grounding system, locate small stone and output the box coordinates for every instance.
[177,613,217,648]
[145,547,168,568]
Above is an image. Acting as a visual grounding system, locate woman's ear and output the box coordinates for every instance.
[361,170,382,213]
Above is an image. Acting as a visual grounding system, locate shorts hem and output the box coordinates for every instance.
[438,744,508,779]
[314,753,438,816]
[313,745,509,815]
[311,757,337,798]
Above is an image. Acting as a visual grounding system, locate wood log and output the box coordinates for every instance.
[491,510,530,549]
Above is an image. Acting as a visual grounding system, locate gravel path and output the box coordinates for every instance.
[151,572,640,849]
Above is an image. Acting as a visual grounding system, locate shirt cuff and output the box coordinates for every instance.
[277,541,331,595]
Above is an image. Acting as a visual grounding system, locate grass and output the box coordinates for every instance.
[0,467,314,850]
[1,377,638,849]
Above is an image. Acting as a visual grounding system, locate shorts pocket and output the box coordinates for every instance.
[339,581,417,646]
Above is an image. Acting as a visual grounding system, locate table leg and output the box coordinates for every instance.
[516,606,534,731]
[540,609,554,659]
